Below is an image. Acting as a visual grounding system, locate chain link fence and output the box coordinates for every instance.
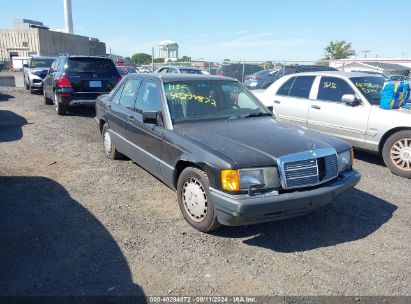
[137,59,411,89]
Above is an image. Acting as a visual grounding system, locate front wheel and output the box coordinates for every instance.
[382,130,411,179]
[177,167,221,232]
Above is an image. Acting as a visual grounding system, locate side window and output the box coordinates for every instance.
[50,60,57,72]
[168,68,178,73]
[118,79,140,109]
[57,58,66,71]
[135,81,162,113]
[111,83,125,105]
[158,68,168,74]
[277,77,296,96]
[288,76,315,99]
[317,77,354,102]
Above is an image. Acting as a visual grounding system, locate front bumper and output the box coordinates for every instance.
[211,169,360,226]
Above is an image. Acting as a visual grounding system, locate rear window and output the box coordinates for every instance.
[67,58,119,77]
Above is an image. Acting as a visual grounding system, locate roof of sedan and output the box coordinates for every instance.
[129,73,236,82]
[290,71,385,78]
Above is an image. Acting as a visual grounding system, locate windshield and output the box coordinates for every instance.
[29,58,54,68]
[351,76,385,105]
[163,80,270,123]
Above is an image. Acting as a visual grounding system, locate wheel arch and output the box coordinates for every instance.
[379,127,411,153]
[173,159,215,190]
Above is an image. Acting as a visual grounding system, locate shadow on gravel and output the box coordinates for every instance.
[0,92,14,102]
[0,176,145,299]
[0,110,28,142]
[354,149,385,167]
[213,189,397,253]
[67,105,96,118]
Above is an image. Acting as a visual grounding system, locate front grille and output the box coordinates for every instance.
[278,149,338,189]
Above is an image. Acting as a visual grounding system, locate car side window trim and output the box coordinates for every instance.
[316,76,356,103]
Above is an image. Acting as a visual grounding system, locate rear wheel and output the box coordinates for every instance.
[177,167,221,232]
[54,91,67,115]
[382,130,411,179]
[43,89,52,105]
[102,124,122,159]
[25,80,29,90]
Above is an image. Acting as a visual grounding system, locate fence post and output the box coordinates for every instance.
[242,60,245,82]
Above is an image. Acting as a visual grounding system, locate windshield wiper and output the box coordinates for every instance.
[226,112,271,120]
[240,112,272,118]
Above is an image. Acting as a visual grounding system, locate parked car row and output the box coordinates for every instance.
[244,65,338,89]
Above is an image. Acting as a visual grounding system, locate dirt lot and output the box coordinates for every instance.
[0,87,410,297]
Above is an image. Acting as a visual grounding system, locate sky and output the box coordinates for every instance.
[1,0,409,61]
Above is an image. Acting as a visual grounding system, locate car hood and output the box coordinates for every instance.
[28,67,49,73]
[174,117,350,168]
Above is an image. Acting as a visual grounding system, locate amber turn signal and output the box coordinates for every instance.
[221,169,240,192]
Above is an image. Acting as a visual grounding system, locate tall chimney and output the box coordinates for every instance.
[63,0,73,34]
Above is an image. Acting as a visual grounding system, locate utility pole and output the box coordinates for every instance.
[362,50,371,58]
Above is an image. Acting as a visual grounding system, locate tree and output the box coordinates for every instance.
[153,58,165,63]
[179,55,191,62]
[131,53,152,65]
[324,40,356,60]
[263,61,274,69]
[223,59,231,63]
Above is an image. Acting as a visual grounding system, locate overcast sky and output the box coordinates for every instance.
[1,0,409,61]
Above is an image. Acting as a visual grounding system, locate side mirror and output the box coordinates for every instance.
[23,64,28,68]
[341,94,359,106]
[267,106,274,113]
[143,111,163,126]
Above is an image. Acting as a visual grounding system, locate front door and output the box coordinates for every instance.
[308,76,370,148]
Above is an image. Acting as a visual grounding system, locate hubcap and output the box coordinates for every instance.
[182,177,208,223]
[103,130,112,154]
[390,138,411,171]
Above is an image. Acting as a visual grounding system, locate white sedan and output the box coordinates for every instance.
[253,71,411,178]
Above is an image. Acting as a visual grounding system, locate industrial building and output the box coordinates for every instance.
[0,0,106,66]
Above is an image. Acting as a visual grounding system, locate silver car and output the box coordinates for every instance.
[254,71,411,178]
[23,57,55,93]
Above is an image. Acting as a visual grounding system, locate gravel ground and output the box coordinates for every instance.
[0,87,410,297]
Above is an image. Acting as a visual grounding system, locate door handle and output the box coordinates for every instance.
[107,104,112,111]
[128,115,135,123]
[274,100,281,104]
[311,105,321,110]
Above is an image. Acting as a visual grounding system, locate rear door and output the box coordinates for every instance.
[308,76,370,147]
[272,75,316,126]
[66,57,120,98]
[106,78,140,141]
[125,80,164,178]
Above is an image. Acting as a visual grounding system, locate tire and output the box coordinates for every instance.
[102,124,122,160]
[54,91,67,115]
[43,89,52,105]
[25,80,29,90]
[382,130,411,179]
[177,167,221,232]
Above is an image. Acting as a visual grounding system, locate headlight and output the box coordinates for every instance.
[337,149,353,173]
[221,167,280,192]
